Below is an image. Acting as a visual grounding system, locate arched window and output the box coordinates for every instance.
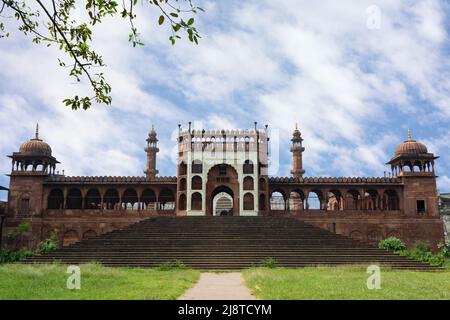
[243,176,254,190]
[363,190,379,210]
[122,188,138,210]
[179,194,187,210]
[84,189,101,209]
[191,192,202,210]
[63,230,79,246]
[259,194,266,211]
[103,189,119,210]
[345,189,360,210]
[141,188,157,210]
[384,190,399,210]
[270,191,286,210]
[289,191,304,211]
[179,178,186,191]
[259,178,266,191]
[243,193,254,210]
[327,190,343,211]
[159,189,175,210]
[192,176,202,190]
[83,230,97,239]
[306,190,322,210]
[192,160,203,174]
[67,188,82,209]
[243,160,254,174]
[48,189,64,209]
[179,161,187,175]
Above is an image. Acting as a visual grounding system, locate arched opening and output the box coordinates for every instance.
[243,193,254,210]
[206,164,239,215]
[243,176,254,190]
[159,189,175,210]
[305,190,322,210]
[384,190,399,210]
[178,194,187,210]
[345,189,360,210]
[192,160,203,174]
[363,190,379,210]
[84,188,101,209]
[213,190,233,216]
[83,230,97,239]
[141,188,157,210]
[327,190,343,211]
[179,178,186,191]
[179,161,187,175]
[259,178,266,191]
[211,185,234,216]
[191,192,202,210]
[289,190,304,211]
[191,176,202,190]
[63,230,79,246]
[270,191,286,211]
[67,188,82,209]
[122,188,138,210]
[243,160,254,174]
[103,189,119,210]
[259,193,266,211]
[47,188,64,209]
[368,230,382,244]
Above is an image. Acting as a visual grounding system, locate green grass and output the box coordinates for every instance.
[0,263,200,300]
[243,265,450,300]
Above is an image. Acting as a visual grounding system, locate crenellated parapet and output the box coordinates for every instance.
[45,175,177,184]
[269,176,401,184]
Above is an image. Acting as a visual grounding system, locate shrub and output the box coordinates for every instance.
[157,259,187,271]
[18,223,30,234]
[36,231,59,254]
[378,237,406,252]
[0,248,33,263]
[408,241,445,266]
[260,257,278,269]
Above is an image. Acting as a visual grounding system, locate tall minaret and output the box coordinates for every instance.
[144,125,159,178]
[290,124,305,177]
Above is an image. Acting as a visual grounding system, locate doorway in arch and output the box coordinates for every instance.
[213,191,233,216]
[211,186,235,216]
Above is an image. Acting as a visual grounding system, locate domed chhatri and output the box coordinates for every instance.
[8,123,59,174]
[19,124,52,157]
[388,129,438,176]
[394,129,428,155]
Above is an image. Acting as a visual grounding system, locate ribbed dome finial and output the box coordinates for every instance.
[407,129,412,141]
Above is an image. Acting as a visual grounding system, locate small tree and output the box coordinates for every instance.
[0,0,203,110]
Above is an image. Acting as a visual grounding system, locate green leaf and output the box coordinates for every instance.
[158,15,164,25]
[187,18,194,25]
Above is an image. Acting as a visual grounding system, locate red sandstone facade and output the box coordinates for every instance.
[0,124,445,249]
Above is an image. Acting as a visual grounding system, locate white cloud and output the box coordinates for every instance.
[0,0,449,191]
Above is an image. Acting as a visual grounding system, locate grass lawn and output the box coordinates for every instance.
[243,265,450,300]
[0,263,200,300]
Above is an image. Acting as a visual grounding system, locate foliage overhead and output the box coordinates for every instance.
[0,0,203,110]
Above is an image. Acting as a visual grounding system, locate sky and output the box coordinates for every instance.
[0,0,450,200]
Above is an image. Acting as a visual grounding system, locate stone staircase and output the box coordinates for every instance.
[24,216,440,270]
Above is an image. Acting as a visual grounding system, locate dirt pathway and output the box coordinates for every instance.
[178,272,257,300]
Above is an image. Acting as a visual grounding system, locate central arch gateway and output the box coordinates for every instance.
[206,164,240,216]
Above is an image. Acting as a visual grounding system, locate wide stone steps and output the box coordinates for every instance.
[23,216,441,270]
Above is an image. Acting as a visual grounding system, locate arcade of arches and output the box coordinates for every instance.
[47,187,176,211]
[269,188,400,211]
